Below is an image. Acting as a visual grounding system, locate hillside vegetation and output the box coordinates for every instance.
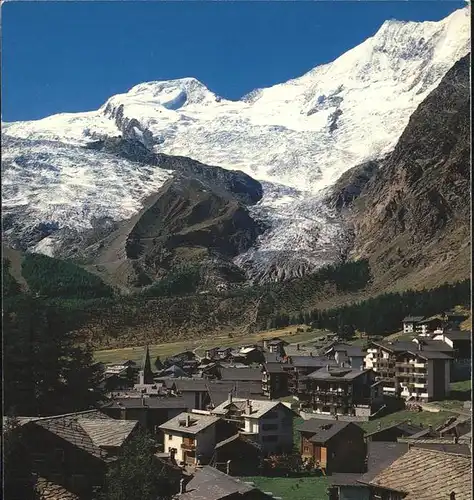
[3,248,470,350]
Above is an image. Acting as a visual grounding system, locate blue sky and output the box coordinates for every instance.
[2,1,465,122]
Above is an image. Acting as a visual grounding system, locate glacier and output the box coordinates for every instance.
[1,7,470,281]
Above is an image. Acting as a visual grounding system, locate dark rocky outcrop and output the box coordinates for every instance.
[326,160,381,211]
[85,137,263,205]
[82,176,265,289]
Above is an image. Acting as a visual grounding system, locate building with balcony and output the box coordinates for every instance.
[211,396,295,455]
[285,356,338,397]
[299,367,381,417]
[402,316,426,334]
[159,412,236,466]
[324,343,366,370]
[261,363,289,399]
[364,341,452,401]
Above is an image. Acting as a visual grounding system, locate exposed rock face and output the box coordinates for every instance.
[82,176,264,289]
[326,160,381,211]
[85,137,263,205]
[346,54,470,290]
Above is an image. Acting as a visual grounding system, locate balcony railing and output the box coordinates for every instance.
[181,440,196,451]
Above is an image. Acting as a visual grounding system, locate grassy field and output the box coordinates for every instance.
[241,476,329,500]
[358,409,453,434]
[433,379,471,411]
[94,326,326,364]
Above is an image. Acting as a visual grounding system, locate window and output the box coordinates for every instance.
[168,434,173,440]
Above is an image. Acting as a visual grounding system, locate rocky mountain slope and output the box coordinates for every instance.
[2,8,470,284]
[329,53,470,291]
[81,175,265,290]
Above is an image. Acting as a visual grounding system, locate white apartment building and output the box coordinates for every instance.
[211,396,294,455]
[159,412,225,466]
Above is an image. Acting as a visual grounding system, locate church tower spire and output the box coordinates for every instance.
[139,345,153,385]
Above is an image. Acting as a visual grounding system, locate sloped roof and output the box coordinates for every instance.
[35,477,80,500]
[297,419,362,444]
[219,367,262,382]
[365,420,424,438]
[435,330,471,340]
[358,442,409,483]
[159,412,220,435]
[19,410,136,460]
[363,448,472,500]
[263,362,285,374]
[104,396,188,410]
[215,433,261,450]
[307,367,370,381]
[288,356,337,368]
[325,343,366,357]
[212,398,291,419]
[78,419,138,448]
[403,316,425,323]
[178,466,266,500]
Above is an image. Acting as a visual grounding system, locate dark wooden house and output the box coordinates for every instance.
[365,421,424,442]
[298,419,366,474]
[211,434,261,476]
[12,410,140,498]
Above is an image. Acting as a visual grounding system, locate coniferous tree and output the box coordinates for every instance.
[101,431,175,500]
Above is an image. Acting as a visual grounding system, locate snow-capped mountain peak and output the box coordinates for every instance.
[2,7,470,280]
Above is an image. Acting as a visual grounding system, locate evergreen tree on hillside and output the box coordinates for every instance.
[101,431,176,500]
[3,294,105,416]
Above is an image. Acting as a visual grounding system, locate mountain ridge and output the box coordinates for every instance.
[1,7,470,285]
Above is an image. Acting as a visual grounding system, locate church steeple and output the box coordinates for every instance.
[139,345,153,385]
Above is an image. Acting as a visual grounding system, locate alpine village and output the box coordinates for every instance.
[2,3,472,500]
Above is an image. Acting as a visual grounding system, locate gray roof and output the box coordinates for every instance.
[434,330,471,340]
[212,398,292,419]
[297,419,362,444]
[289,356,337,368]
[174,379,211,392]
[408,442,471,455]
[365,421,424,438]
[159,412,221,435]
[159,365,189,377]
[284,345,319,357]
[326,343,366,357]
[409,350,453,360]
[358,441,409,483]
[104,396,188,410]
[215,433,261,450]
[263,363,285,374]
[208,383,264,407]
[307,367,370,381]
[403,316,426,323]
[359,447,472,500]
[371,340,453,355]
[219,367,262,382]
[178,466,262,500]
[16,410,137,460]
